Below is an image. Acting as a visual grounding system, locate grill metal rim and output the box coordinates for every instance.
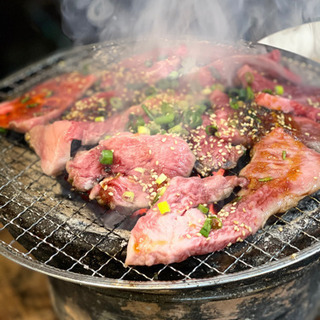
[1,236,319,290]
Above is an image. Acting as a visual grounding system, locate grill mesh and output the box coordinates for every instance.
[1,41,320,287]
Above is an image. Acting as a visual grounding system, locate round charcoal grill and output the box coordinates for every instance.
[1,40,320,320]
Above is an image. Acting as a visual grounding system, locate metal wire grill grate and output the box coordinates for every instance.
[1,41,320,288]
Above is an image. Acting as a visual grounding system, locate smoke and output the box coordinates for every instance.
[60,0,320,45]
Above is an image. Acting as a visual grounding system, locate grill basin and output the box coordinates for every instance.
[1,40,320,319]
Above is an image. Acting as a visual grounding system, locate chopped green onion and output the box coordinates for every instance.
[26,103,39,109]
[200,215,223,237]
[168,124,188,135]
[258,177,273,182]
[205,124,218,135]
[0,127,7,134]
[282,150,287,160]
[154,113,175,125]
[122,191,135,203]
[197,204,209,214]
[158,186,167,196]
[141,104,155,120]
[138,126,151,135]
[156,173,167,185]
[275,85,284,95]
[20,96,30,104]
[210,83,225,92]
[110,97,123,109]
[94,116,105,122]
[262,89,274,94]
[145,86,157,96]
[157,201,170,214]
[244,72,254,86]
[45,90,53,97]
[200,216,212,237]
[246,86,255,100]
[230,99,239,110]
[144,60,153,68]
[168,71,179,80]
[99,149,113,165]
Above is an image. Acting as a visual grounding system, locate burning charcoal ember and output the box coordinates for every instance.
[66,133,195,192]
[125,175,247,266]
[255,92,320,122]
[0,72,96,133]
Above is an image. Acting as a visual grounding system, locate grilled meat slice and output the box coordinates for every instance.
[0,72,96,133]
[66,133,196,192]
[255,92,320,122]
[125,175,247,266]
[216,127,320,239]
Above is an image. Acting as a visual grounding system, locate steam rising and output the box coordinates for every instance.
[61,0,320,45]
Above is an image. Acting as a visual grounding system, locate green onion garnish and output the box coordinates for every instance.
[20,96,30,104]
[154,113,175,125]
[205,124,218,136]
[258,177,273,182]
[141,104,155,120]
[157,201,170,214]
[282,150,287,160]
[168,124,188,135]
[200,217,212,237]
[110,97,123,109]
[200,215,223,237]
[244,72,254,86]
[246,86,255,100]
[275,85,284,95]
[230,100,239,110]
[168,71,179,80]
[0,127,7,134]
[262,89,274,94]
[197,204,209,214]
[26,103,39,108]
[99,150,113,165]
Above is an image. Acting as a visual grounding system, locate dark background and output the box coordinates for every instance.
[0,0,71,79]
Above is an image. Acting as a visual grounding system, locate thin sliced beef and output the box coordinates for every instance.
[255,92,320,122]
[66,133,196,192]
[28,112,131,176]
[125,175,247,266]
[0,72,96,132]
